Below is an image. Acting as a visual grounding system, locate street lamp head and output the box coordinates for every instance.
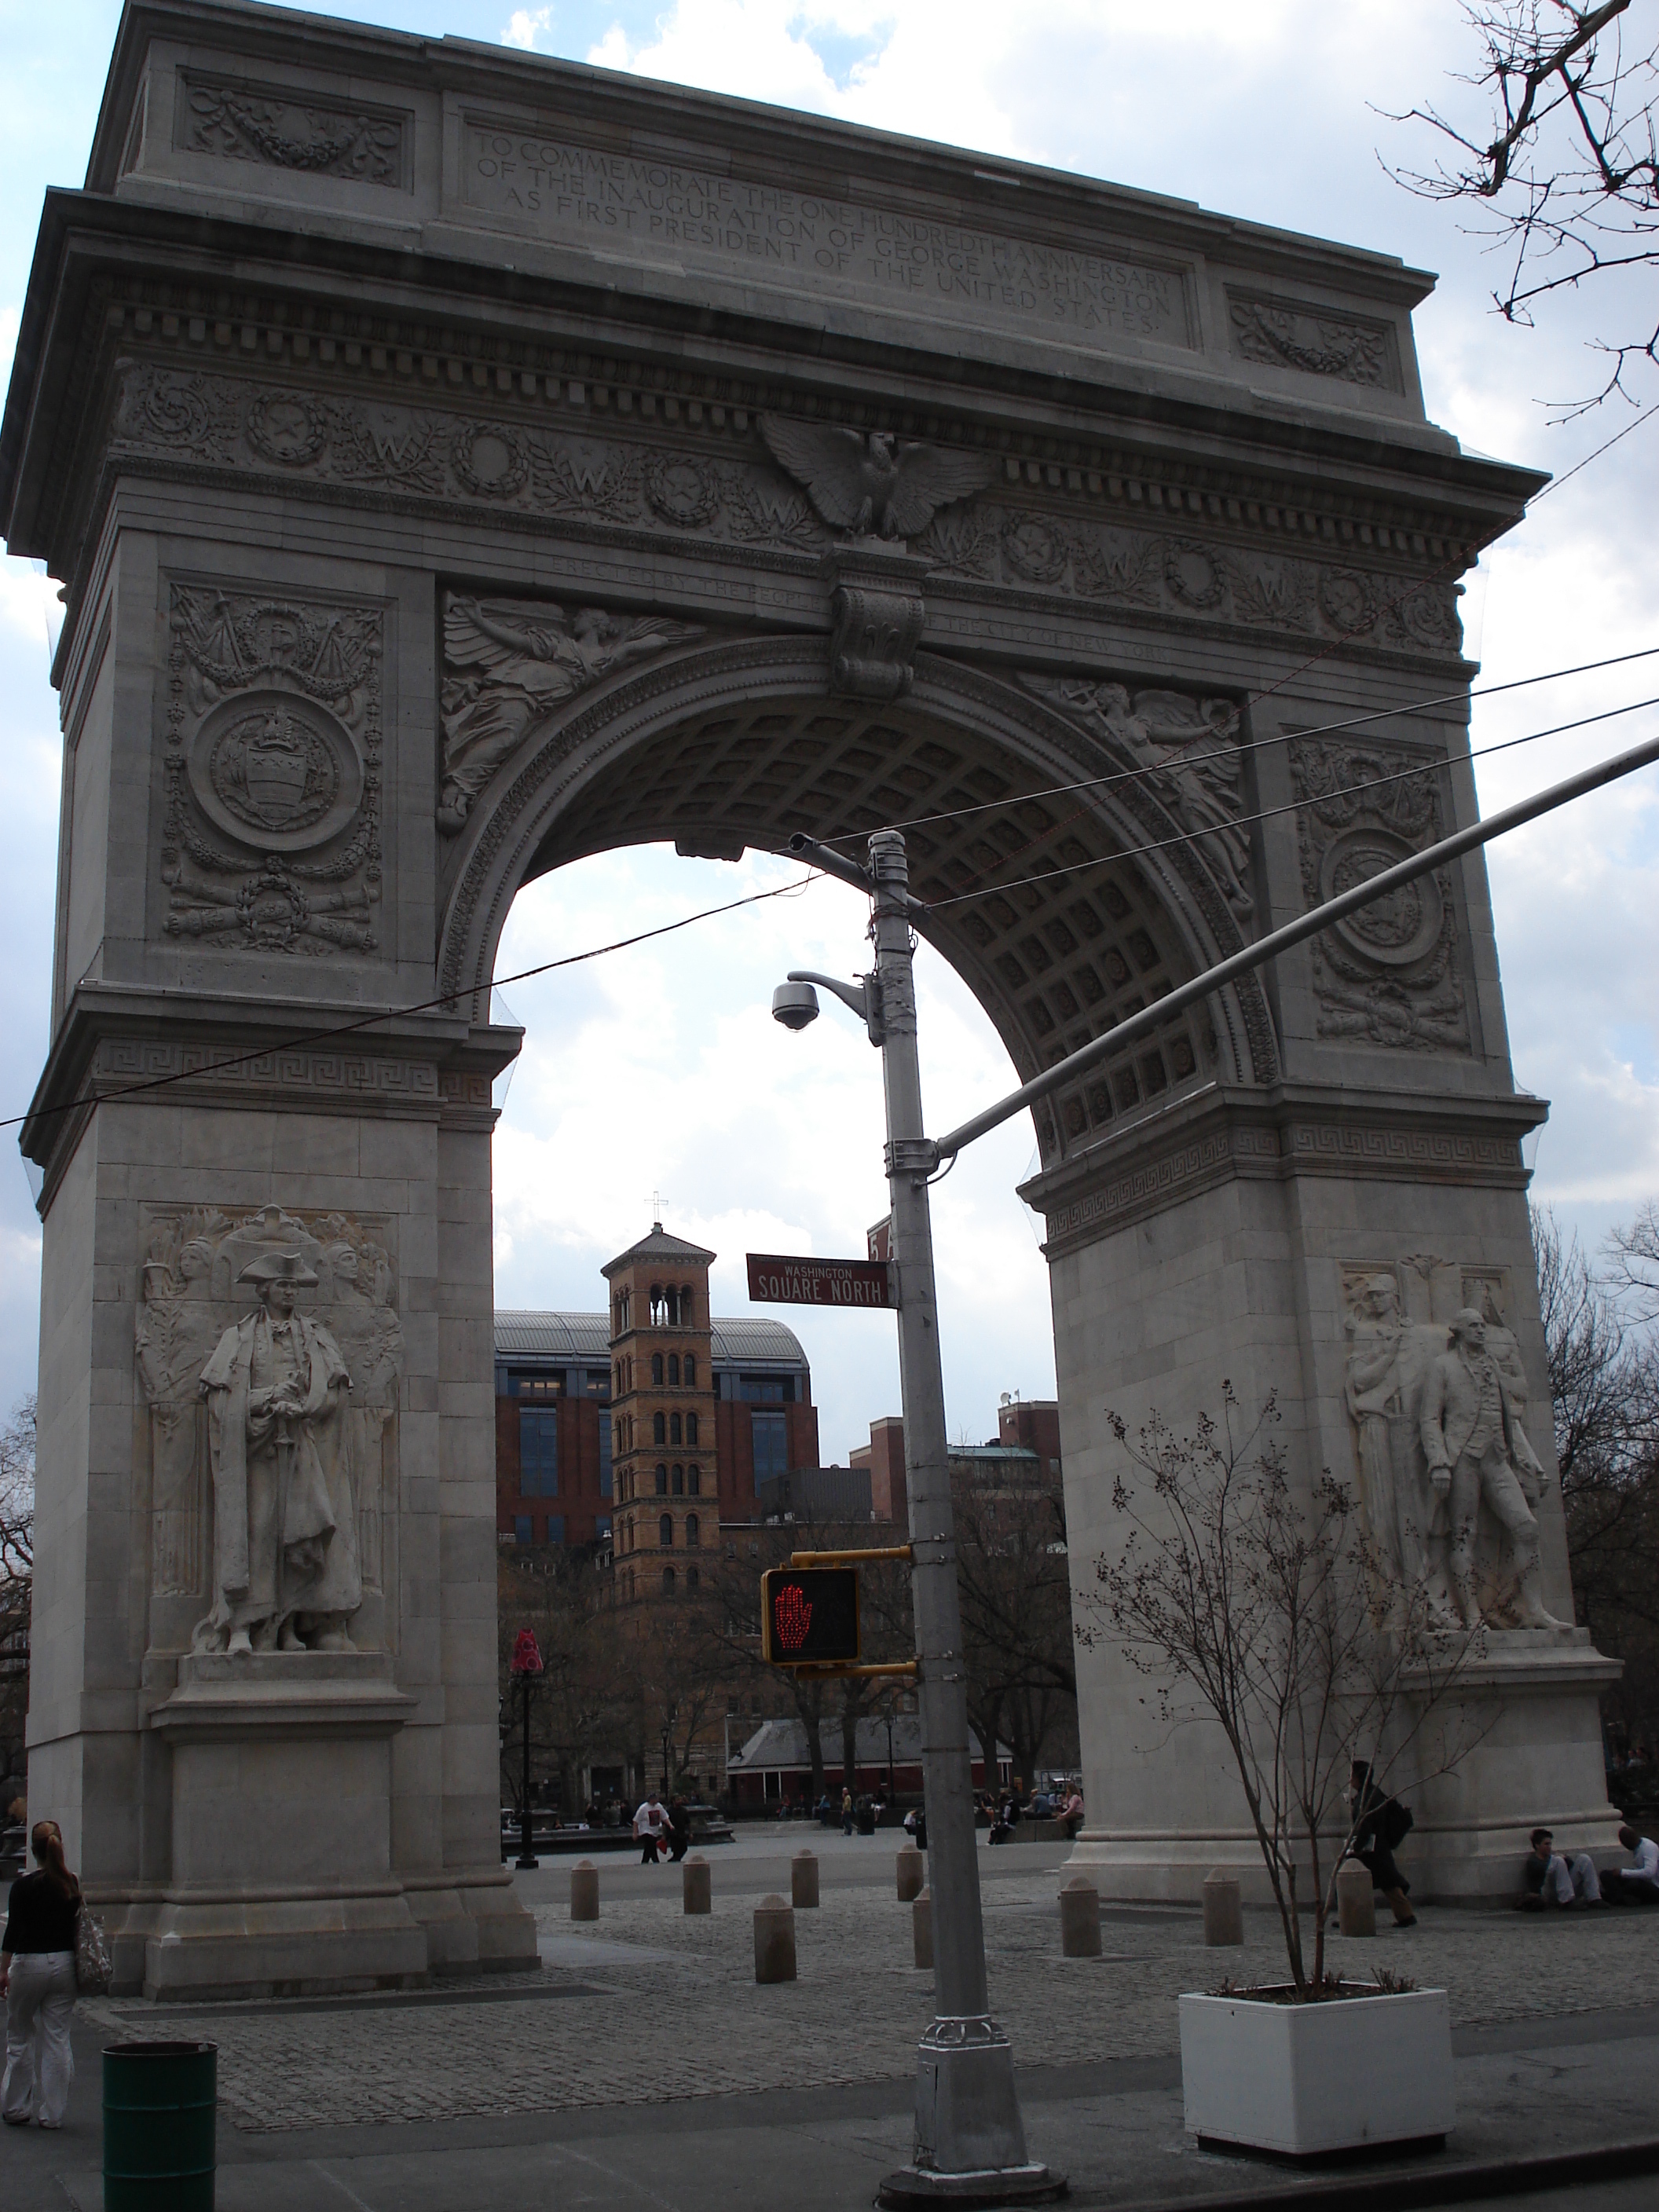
[771,980,820,1031]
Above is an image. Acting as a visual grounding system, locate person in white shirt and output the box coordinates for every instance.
[633,1791,670,1865]
[1518,1828,1603,1909]
[1608,1826,1659,1902]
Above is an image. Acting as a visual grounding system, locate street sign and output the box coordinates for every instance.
[866,1215,892,1264]
[746,1252,894,1309]
[509,1628,544,1675]
[760,1566,862,1666]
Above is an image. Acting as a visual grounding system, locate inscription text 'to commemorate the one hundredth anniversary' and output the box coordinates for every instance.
[461,119,1191,346]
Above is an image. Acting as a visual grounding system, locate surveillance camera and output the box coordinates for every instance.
[771,980,820,1031]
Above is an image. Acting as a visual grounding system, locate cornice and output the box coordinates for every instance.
[4,197,1540,583]
[1023,1079,1547,1254]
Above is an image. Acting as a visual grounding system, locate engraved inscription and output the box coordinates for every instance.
[460,118,1191,345]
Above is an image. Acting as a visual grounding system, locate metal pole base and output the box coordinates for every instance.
[878,2017,1066,2209]
[514,1855,539,1870]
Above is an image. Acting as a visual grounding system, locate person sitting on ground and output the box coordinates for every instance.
[1605,1826,1659,1903]
[1348,1761,1417,1927]
[2,1820,82,2130]
[1518,1827,1605,1910]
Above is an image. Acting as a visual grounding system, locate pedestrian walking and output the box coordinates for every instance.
[2,1820,81,2130]
[841,1787,854,1837]
[633,1789,670,1863]
[667,1795,692,1863]
[1347,1762,1417,1926]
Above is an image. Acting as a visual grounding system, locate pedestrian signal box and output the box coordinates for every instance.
[760,1567,861,1667]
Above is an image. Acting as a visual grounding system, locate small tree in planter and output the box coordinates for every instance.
[1085,1387,1492,2000]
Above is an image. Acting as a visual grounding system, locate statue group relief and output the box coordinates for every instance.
[135,1205,404,1653]
[1342,1259,1567,1635]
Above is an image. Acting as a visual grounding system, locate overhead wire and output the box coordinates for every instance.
[923,691,1659,912]
[812,642,1659,849]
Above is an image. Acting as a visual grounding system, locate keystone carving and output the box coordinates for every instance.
[759,415,994,542]
[439,595,704,830]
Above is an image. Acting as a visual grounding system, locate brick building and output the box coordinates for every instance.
[494,1223,820,1555]
[848,1395,1064,1524]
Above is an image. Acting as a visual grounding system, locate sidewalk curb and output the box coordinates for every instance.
[1069,2136,1659,2212]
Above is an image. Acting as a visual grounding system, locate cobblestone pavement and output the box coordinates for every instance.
[84,1873,1659,2134]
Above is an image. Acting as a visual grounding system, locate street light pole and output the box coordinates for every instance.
[862,830,1057,2205]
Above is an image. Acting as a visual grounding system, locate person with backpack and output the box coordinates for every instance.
[2,1820,81,2129]
[1347,1762,1417,1926]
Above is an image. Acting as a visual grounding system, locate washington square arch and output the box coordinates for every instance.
[0,0,1625,1997]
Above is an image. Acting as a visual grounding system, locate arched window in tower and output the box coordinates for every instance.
[669,1412,682,1446]
[662,1565,676,1595]
[687,1566,699,1593]
[653,1412,665,1445]
[672,1465,683,1496]
[668,1354,679,1386]
[659,1514,674,1547]
[683,1354,696,1387]
[655,1464,668,1496]
[686,1514,700,1547]
[651,1353,663,1386]
[687,1466,701,1496]
[685,1412,698,1447]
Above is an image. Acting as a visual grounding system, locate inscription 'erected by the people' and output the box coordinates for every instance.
[461,119,1192,346]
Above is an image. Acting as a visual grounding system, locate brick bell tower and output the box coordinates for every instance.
[603,1222,716,1602]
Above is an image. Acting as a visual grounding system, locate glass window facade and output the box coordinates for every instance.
[518,1408,558,1497]
[721,1372,797,1404]
[513,1514,533,1545]
[545,1514,565,1545]
[752,1409,789,1481]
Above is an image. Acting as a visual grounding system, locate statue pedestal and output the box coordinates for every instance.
[141,1651,430,1999]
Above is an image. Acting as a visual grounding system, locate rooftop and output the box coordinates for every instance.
[601,1223,718,1276]
[495,1311,809,1368]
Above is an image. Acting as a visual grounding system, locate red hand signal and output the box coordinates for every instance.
[773,1582,813,1652]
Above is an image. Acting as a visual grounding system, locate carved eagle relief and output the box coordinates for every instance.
[760,416,994,542]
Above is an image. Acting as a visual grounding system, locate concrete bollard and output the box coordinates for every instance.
[895,1844,925,1903]
[912,1888,932,1970]
[1059,1873,1102,1958]
[569,1860,599,1922]
[1335,1859,1376,1938]
[683,1853,711,1915]
[753,1893,797,1983]
[791,1849,819,1909]
[1202,1870,1243,1946]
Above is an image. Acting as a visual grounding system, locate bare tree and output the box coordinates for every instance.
[950,1455,1078,1789]
[497,1544,636,1818]
[1390,2,1659,410]
[0,1398,36,1800]
[1084,1390,1492,1998]
[1533,1202,1659,1745]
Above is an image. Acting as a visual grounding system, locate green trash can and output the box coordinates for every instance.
[102,2039,216,2211]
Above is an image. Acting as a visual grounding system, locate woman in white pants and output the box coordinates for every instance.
[1,1820,81,2130]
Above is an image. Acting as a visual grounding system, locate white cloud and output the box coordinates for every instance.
[503,6,556,49]
[0,556,60,651]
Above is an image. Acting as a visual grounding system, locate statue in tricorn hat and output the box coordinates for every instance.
[193,1249,361,1654]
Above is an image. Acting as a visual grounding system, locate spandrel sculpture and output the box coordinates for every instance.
[195,1249,362,1654]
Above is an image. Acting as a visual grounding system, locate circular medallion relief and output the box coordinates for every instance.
[186,690,363,853]
[1319,826,1444,969]
[247,391,328,467]
[450,423,530,499]
[1000,514,1068,584]
[645,452,721,528]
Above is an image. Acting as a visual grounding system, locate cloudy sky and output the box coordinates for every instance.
[1,0,1655,1460]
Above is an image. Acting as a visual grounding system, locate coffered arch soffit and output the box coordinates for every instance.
[438,639,1276,1169]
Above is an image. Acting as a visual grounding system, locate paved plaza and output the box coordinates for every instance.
[7,1828,1659,2209]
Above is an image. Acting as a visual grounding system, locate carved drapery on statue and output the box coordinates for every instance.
[438,594,703,830]
[135,1203,403,1651]
[1340,1256,1563,1632]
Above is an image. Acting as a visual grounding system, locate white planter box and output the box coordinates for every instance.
[1178,1987,1454,2158]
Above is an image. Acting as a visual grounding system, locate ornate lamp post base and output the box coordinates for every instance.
[878,2018,1067,2208]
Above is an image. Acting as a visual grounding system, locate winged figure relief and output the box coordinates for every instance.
[1024,677,1254,919]
[438,595,703,830]
[759,416,994,543]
